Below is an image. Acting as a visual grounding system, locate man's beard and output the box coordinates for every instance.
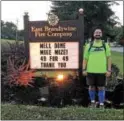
[94,35,102,39]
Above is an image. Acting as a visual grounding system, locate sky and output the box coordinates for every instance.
[1,1,123,30]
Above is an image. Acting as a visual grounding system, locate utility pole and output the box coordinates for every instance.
[16,19,18,42]
[15,19,19,54]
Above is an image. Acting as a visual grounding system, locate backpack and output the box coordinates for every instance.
[88,41,106,53]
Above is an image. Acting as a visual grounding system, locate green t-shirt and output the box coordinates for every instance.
[83,40,111,73]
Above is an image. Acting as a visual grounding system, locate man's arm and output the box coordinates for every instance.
[83,59,87,70]
[106,43,112,71]
[106,43,112,77]
[107,56,112,71]
[83,44,89,71]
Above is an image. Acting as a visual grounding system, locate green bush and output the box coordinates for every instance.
[106,64,120,91]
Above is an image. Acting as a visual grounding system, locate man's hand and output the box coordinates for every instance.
[83,71,87,76]
[106,71,111,77]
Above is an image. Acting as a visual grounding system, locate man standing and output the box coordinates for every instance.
[83,27,112,108]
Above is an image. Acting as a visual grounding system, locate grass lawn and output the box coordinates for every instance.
[1,39,23,51]
[1,103,123,120]
[1,39,23,44]
[111,51,123,77]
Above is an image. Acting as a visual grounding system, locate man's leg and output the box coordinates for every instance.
[89,86,96,103]
[86,73,96,104]
[98,87,105,106]
[97,74,106,106]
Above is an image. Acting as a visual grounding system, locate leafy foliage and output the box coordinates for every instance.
[1,41,26,102]
[105,25,124,42]
[1,41,45,103]
[51,1,120,40]
[6,57,35,87]
[1,20,24,41]
[106,64,120,91]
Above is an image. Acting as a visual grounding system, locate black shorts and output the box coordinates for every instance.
[86,73,106,86]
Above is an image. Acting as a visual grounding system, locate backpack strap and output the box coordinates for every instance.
[88,41,94,52]
[88,40,107,53]
[102,41,106,53]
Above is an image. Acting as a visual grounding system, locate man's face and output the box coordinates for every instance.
[93,29,103,39]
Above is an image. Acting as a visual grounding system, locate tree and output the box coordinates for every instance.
[1,20,17,40]
[51,1,120,40]
[1,20,24,41]
[18,30,24,41]
[114,26,124,43]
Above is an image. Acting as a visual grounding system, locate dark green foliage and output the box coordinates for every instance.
[10,86,41,104]
[1,20,16,40]
[1,42,25,102]
[1,20,24,41]
[106,64,120,91]
[1,41,49,104]
[51,1,120,41]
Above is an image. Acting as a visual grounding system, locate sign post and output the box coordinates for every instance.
[78,8,84,82]
[24,12,29,61]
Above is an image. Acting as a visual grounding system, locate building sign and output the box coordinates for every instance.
[26,13,81,70]
[29,21,80,41]
[30,42,79,69]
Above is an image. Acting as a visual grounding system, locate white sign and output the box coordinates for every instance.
[29,42,79,69]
